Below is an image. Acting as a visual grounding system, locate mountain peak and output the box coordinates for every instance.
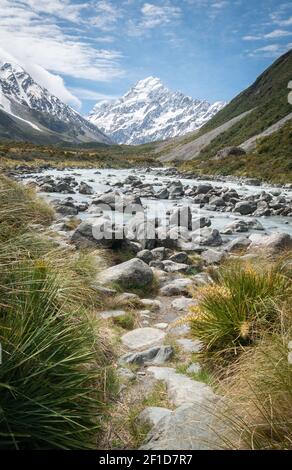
[0,60,111,145]
[89,78,226,145]
[134,76,163,89]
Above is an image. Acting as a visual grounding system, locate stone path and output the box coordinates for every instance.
[114,266,224,450]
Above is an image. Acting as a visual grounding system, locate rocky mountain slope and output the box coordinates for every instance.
[0,61,111,145]
[159,49,292,163]
[88,77,226,145]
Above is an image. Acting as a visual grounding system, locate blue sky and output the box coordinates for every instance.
[1,0,292,114]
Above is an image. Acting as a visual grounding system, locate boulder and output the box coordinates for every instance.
[247,218,264,231]
[209,196,226,207]
[54,203,78,216]
[117,368,136,382]
[71,217,118,248]
[195,183,212,195]
[171,296,198,311]
[140,299,161,311]
[224,237,251,252]
[215,146,246,159]
[192,217,211,231]
[192,272,212,286]
[249,232,292,253]
[99,309,126,320]
[192,227,223,246]
[169,252,188,264]
[234,201,256,215]
[168,181,184,198]
[253,200,271,217]
[99,258,154,288]
[136,249,154,264]
[147,367,215,407]
[140,402,223,450]
[156,188,169,199]
[138,407,172,428]
[162,260,190,273]
[78,182,94,195]
[121,327,166,350]
[119,345,173,365]
[201,249,226,265]
[151,247,169,261]
[92,191,142,212]
[176,338,203,353]
[222,220,249,234]
[149,260,165,270]
[160,278,193,296]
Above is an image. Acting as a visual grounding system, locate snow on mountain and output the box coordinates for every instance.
[0,60,111,144]
[88,77,226,145]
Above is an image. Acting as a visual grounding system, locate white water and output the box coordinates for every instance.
[25,167,292,236]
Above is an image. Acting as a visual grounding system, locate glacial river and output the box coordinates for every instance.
[24,168,292,236]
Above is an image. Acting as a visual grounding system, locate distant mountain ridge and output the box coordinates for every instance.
[0,60,111,145]
[88,77,226,145]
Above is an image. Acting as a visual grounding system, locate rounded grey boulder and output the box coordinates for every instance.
[99,258,154,288]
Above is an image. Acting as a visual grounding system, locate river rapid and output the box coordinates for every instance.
[21,167,292,238]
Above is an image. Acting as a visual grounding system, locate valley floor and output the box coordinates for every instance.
[1,167,292,450]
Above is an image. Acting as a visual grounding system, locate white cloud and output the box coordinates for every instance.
[243,35,261,41]
[69,87,118,102]
[0,0,125,108]
[91,1,122,31]
[249,42,292,58]
[265,29,292,39]
[20,0,86,23]
[243,30,292,41]
[211,1,228,9]
[276,16,292,27]
[255,44,282,53]
[0,46,81,107]
[128,2,181,37]
[26,64,82,108]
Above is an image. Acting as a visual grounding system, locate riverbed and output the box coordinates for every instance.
[21,167,292,237]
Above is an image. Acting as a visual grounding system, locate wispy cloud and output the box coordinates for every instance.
[91,1,123,32]
[69,87,118,102]
[128,2,182,37]
[0,0,125,106]
[243,29,292,40]
[275,16,292,27]
[249,42,292,57]
[211,1,229,9]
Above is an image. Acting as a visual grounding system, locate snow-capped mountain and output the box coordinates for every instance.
[88,77,226,145]
[0,60,111,145]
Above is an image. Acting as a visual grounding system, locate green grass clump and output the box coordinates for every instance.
[113,313,135,330]
[0,175,54,242]
[0,176,117,449]
[186,258,291,363]
[218,331,292,450]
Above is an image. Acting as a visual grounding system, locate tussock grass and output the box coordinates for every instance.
[217,331,292,449]
[0,175,54,242]
[182,254,292,450]
[185,257,291,364]
[0,176,117,449]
